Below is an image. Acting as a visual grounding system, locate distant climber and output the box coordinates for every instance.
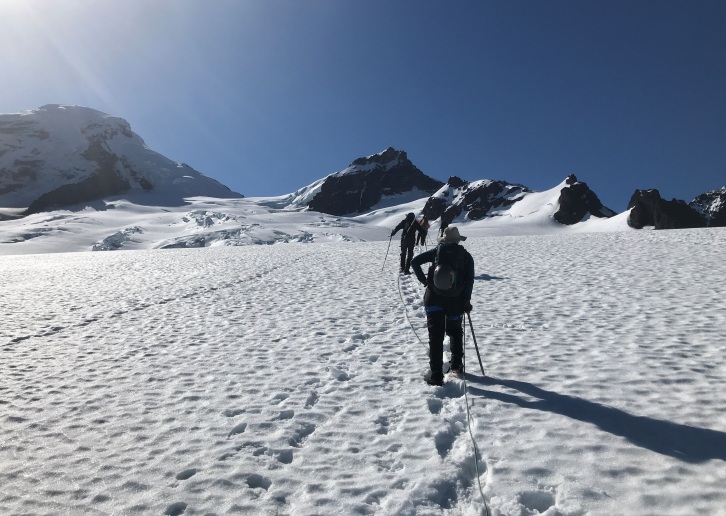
[390,212,424,274]
[416,215,430,247]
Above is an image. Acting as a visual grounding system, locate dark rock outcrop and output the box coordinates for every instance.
[553,174,616,225]
[306,147,444,215]
[25,169,131,215]
[422,176,529,226]
[627,189,706,229]
[422,174,613,227]
[690,187,726,227]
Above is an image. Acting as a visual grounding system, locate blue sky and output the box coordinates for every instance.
[1,0,724,211]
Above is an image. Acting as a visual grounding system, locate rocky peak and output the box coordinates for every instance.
[306,148,443,216]
[554,175,615,225]
[627,189,706,229]
[422,177,531,226]
[351,147,408,167]
[423,174,615,227]
[446,176,468,189]
[689,187,726,227]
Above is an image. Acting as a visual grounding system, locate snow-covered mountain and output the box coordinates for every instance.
[0,178,634,255]
[690,187,726,227]
[422,173,615,228]
[0,105,241,217]
[0,136,633,254]
[260,147,444,215]
[1,105,723,254]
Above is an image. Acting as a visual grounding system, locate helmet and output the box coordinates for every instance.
[406,212,415,221]
[433,264,455,291]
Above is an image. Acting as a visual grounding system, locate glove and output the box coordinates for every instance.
[464,301,473,313]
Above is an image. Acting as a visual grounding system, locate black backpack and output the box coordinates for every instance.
[428,243,467,297]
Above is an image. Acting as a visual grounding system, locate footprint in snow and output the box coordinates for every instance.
[342,341,359,352]
[271,393,289,405]
[277,449,294,464]
[518,489,556,513]
[328,366,350,381]
[175,469,197,481]
[164,502,187,516]
[433,410,467,458]
[427,398,443,415]
[227,422,247,438]
[375,415,391,435]
[304,391,319,409]
[246,474,272,491]
[289,422,316,447]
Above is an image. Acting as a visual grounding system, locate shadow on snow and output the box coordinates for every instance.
[467,376,726,464]
[474,274,506,282]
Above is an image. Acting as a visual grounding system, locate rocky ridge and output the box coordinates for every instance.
[305,147,444,216]
[422,173,615,228]
[690,187,726,227]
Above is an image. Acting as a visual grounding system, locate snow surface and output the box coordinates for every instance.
[2,227,725,515]
[0,186,634,255]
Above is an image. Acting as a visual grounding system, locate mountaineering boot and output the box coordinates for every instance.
[425,370,444,386]
[449,356,464,375]
[449,364,464,377]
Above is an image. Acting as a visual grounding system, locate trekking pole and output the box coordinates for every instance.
[381,234,393,271]
[466,312,486,377]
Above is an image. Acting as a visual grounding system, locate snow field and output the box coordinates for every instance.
[1,227,725,515]
[468,229,726,515]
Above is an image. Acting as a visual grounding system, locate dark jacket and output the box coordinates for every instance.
[392,218,423,245]
[411,243,474,309]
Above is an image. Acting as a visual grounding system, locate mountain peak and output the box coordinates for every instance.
[0,105,241,214]
[283,148,443,216]
[689,186,726,227]
[350,147,408,167]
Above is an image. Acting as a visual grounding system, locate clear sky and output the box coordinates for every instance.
[1,0,724,211]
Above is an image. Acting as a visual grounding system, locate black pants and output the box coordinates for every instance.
[416,231,428,246]
[426,309,464,374]
[400,242,415,271]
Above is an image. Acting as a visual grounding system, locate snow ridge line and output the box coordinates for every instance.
[3,251,317,348]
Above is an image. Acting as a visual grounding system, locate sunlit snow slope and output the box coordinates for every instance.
[2,228,725,515]
[0,188,632,255]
